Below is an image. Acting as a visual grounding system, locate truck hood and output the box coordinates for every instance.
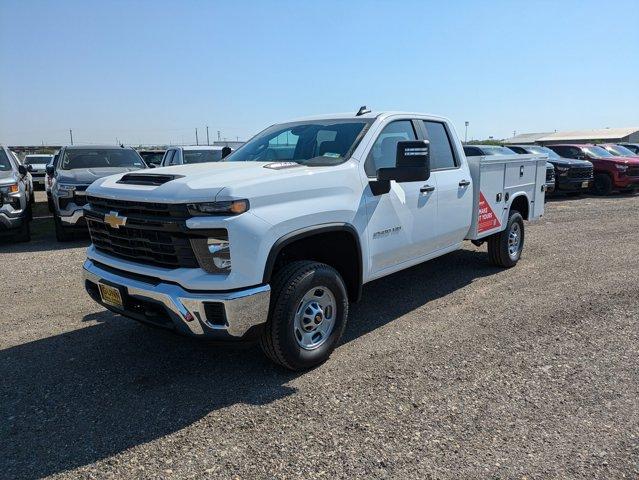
[549,158,592,168]
[0,169,18,185]
[592,155,639,165]
[58,167,144,185]
[87,161,356,204]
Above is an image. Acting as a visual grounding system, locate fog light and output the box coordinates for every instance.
[208,238,231,270]
[190,229,232,273]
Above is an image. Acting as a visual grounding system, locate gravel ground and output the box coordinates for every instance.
[1,191,638,479]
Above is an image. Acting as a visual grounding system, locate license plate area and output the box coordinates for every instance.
[98,282,124,309]
[581,181,589,188]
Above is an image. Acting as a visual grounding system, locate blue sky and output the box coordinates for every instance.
[1,0,637,146]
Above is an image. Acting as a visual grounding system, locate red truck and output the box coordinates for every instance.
[546,144,639,195]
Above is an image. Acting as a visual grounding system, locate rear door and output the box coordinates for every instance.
[362,119,439,275]
[421,120,473,249]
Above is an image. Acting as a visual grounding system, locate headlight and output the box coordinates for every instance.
[56,183,76,197]
[614,164,628,172]
[0,183,19,194]
[187,199,249,216]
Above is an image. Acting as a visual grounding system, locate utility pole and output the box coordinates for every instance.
[69,129,74,145]
[195,128,199,146]
[513,130,516,138]
[464,121,469,143]
[206,126,210,145]
[217,130,221,142]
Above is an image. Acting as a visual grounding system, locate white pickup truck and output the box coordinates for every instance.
[82,109,547,370]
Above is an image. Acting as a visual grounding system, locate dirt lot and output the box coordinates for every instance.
[1,191,638,479]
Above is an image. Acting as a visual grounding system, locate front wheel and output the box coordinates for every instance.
[260,261,349,371]
[54,215,73,242]
[487,210,524,268]
[591,173,613,196]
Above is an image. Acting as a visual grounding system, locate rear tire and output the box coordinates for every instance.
[487,210,524,268]
[260,261,349,371]
[591,173,613,196]
[54,215,73,242]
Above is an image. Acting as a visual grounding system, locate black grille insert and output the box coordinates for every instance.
[87,196,190,218]
[569,167,593,179]
[203,302,227,326]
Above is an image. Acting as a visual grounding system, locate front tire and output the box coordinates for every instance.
[487,210,524,268]
[592,173,613,196]
[260,261,349,371]
[54,215,73,242]
[13,221,31,243]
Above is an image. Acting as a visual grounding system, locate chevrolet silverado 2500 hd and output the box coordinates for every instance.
[82,110,546,370]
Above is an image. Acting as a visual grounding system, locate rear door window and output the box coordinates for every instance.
[422,121,457,170]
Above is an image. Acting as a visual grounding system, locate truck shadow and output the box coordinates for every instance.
[0,249,496,479]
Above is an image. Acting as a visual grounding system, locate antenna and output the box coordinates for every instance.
[356,106,371,116]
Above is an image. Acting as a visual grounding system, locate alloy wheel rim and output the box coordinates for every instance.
[293,286,337,350]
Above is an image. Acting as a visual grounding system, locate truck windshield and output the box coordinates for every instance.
[225,119,372,166]
[60,149,146,170]
[0,150,12,171]
[183,149,223,164]
[525,146,561,160]
[24,155,52,165]
[481,146,516,155]
[583,146,613,158]
[604,145,636,157]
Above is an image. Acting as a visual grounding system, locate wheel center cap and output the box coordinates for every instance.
[314,314,323,325]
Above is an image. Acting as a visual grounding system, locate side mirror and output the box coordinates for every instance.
[46,165,54,175]
[27,164,34,172]
[18,165,28,176]
[221,146,232,159]
[147,163,157,168]
[370,140,430,195]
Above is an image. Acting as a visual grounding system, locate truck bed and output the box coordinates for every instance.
[465,154,547,241]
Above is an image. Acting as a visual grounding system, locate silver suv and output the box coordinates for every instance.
[48,145,147,241]
[0,146,33,242]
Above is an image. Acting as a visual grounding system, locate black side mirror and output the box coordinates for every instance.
[18,165,28,176]
[147,163,157,168]
[27,164,34,172]
[46,165,54,175]
[221,146,232,159]
[370,140,430,195]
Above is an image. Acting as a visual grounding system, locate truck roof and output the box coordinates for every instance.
[287,111,451,124]
[170,145,224,151]
[63,145,136,150]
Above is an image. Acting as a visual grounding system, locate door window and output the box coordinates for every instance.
[365,120,417,177]
[423,121,457,170]
[169,150,181,165]
[162,150,174,166]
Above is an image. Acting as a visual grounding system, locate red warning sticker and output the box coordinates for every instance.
[477,192,501,233]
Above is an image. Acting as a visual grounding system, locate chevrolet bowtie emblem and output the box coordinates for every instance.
[104,211,127,229]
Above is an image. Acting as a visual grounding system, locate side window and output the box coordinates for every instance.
[365,120,416,177]
[463,146,479,156]
[169,150,182,165]
[162,150,173,166]
[423,121,457,170]
[568,147,581,158]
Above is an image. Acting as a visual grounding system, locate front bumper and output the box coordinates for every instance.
[82,259,271,339]
[0,211,26,232]
[556,177,592,191]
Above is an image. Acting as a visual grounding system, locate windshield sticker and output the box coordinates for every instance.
[263,162,303,170]
[322,153,341,158]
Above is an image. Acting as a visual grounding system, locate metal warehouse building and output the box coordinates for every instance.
[503,127,639,145]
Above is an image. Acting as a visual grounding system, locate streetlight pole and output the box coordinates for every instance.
[464,121,469,143]
[195,128,199,146]
[206,126,210,145]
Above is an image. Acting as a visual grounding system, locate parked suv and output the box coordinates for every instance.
[48,145,147,241]
[160,146,231,167]
[23,154,53,189]
[508,145,593,194]
[464,145,555,194]
[546,144,639,195]
[0,145,32,242]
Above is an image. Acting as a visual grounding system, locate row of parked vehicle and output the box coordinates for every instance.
[463,142,639,197]
[0,144,234,242]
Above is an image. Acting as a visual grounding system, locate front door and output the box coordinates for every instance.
[362,119,440,276]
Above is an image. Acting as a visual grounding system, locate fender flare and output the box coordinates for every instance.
[262,222,363,301]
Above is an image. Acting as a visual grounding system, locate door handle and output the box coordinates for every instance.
[459,179,471,187]
[420,185,435,193]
